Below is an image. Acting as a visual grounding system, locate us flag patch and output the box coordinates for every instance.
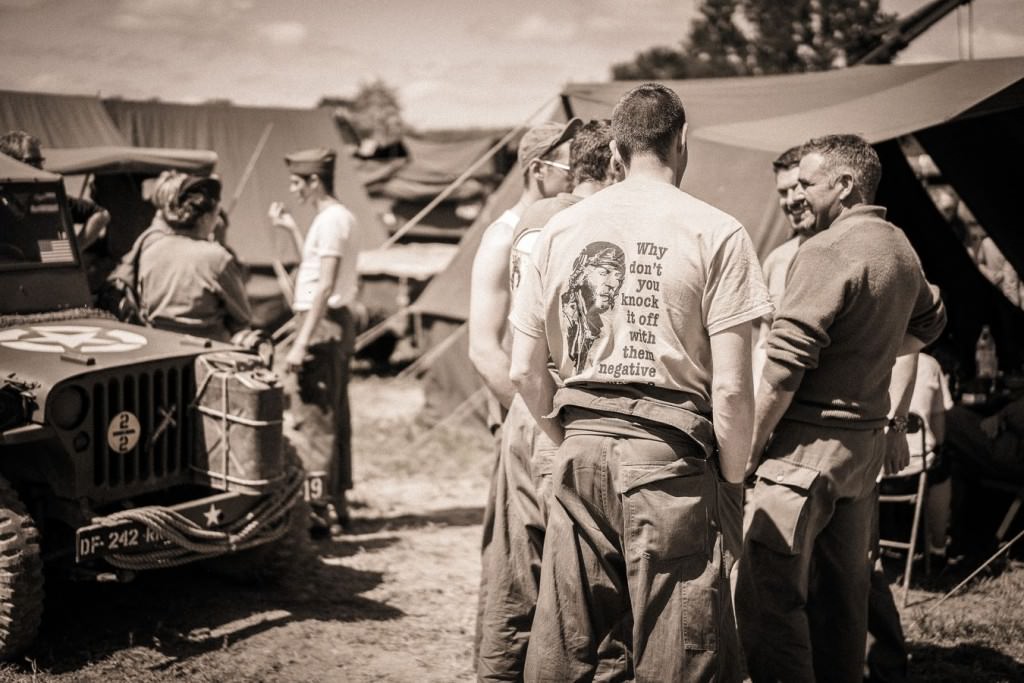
[37,239,74,263]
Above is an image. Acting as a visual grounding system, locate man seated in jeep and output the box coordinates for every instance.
[1,130,111,252]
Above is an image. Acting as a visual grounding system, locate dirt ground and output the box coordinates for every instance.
[1,375,1022,681]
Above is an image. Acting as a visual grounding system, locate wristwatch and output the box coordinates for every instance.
[887,415,909,434]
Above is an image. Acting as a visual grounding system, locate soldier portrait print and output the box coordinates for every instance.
[560,241,625,373]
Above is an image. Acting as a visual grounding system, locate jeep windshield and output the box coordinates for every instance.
[0,182,78,270]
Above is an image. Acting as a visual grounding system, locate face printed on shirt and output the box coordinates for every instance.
[560,241,626,373]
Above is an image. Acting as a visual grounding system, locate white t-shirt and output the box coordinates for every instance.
[511,177,772,405]
[753,236,800,388]
[901,353,954,472]
[292,203,359,311]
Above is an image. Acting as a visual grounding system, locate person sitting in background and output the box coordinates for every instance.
[945,393,1024,556]
[130,174,252,341]
[0,130,110,251]
[882,351,955,566]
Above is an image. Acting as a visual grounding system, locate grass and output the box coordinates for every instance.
[904,558,1024,680]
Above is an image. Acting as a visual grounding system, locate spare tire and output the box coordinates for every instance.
[0,476,44,659]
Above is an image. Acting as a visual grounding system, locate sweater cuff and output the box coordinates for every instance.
[761,358,806,393]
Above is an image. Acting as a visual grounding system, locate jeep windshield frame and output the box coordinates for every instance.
[0,177,92,315]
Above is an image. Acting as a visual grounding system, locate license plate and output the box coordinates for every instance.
[76,521,166,562]
[303,471,328,501]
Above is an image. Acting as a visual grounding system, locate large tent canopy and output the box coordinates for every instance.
[104,99,388,265]
[0,89,127,148]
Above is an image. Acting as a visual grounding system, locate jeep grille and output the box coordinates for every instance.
[90,360,195,492]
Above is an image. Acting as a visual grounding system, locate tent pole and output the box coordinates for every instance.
[397,321,466,379]
[225,122,274,217]
[402,387,488,454]
[380,94,559,249]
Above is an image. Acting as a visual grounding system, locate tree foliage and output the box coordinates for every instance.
[348,78,404,145]
[612,0,896,80]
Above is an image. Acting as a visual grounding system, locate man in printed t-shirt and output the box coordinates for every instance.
[510,83,772,681]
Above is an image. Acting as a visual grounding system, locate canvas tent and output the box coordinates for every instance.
[412,57,1024,428]
[103,99,388,266]
[0,89,127,149]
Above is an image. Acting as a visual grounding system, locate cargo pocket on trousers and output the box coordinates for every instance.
[746,458,819,556]
[621,459,709,563]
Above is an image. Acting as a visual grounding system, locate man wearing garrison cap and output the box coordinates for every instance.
[269,147,360,536]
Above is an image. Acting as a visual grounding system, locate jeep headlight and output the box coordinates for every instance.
[50,386,89,430]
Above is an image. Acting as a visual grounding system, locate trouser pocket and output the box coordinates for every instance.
[620,457,710,562]
[745,458,820,555]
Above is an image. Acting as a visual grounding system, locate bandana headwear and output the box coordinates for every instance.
[285,148,336,176]
[164,175,221,229]
[518,118,583,170]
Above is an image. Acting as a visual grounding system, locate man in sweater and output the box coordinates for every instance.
[512,83,771,681]
[477,119,618,681]
[735,135,946,683]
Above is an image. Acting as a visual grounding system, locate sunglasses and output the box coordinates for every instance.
[538,159,570,172]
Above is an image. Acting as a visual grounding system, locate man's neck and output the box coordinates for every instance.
[313,194,340,214]
[572,180,607,199]
[624,155,676,185]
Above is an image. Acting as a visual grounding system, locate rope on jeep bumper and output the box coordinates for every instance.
[97,465,305,571]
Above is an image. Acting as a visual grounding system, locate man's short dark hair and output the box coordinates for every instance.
[571,120,613,186]
[611,83,686,168]
[298,171,335,196]
[800,134,881,203]
[0,130,42,164]
[772,145,802,173]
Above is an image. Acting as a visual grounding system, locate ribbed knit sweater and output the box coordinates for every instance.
[762,205,946,428]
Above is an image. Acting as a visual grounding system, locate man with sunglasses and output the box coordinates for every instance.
[470,118,581,672]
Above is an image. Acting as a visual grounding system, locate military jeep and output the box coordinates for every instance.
[0,154,317,658]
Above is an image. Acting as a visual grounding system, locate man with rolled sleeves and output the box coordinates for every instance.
[269,148,360,535]
[736,134,946,682]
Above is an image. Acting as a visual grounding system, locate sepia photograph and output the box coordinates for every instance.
[1,0,1023,680]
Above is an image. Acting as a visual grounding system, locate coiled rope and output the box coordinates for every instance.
[94,465,305,571]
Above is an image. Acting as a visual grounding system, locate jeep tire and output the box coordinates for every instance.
[0,476,44,659]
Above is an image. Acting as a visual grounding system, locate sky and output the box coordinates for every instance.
[0,0,1022,130]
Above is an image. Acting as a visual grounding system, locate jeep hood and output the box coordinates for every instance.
[0,316,236,420]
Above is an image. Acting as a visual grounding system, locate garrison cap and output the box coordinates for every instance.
[518,118,583,170]
[284,148,336,176]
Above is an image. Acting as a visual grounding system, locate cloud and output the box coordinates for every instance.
[257,21,308,46]
[510,13,579,41]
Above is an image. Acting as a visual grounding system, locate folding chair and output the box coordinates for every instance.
[878,412,929,607]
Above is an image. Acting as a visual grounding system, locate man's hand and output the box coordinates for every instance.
[744,446,765,481]
[980,414,1002,440]
[284,341,309,373]
[268,202,298,231]
[883,427,910,475]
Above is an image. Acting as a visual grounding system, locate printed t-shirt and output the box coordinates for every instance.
[509,193,580,294]
[293,203,360,311]
[510,177,772,407]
